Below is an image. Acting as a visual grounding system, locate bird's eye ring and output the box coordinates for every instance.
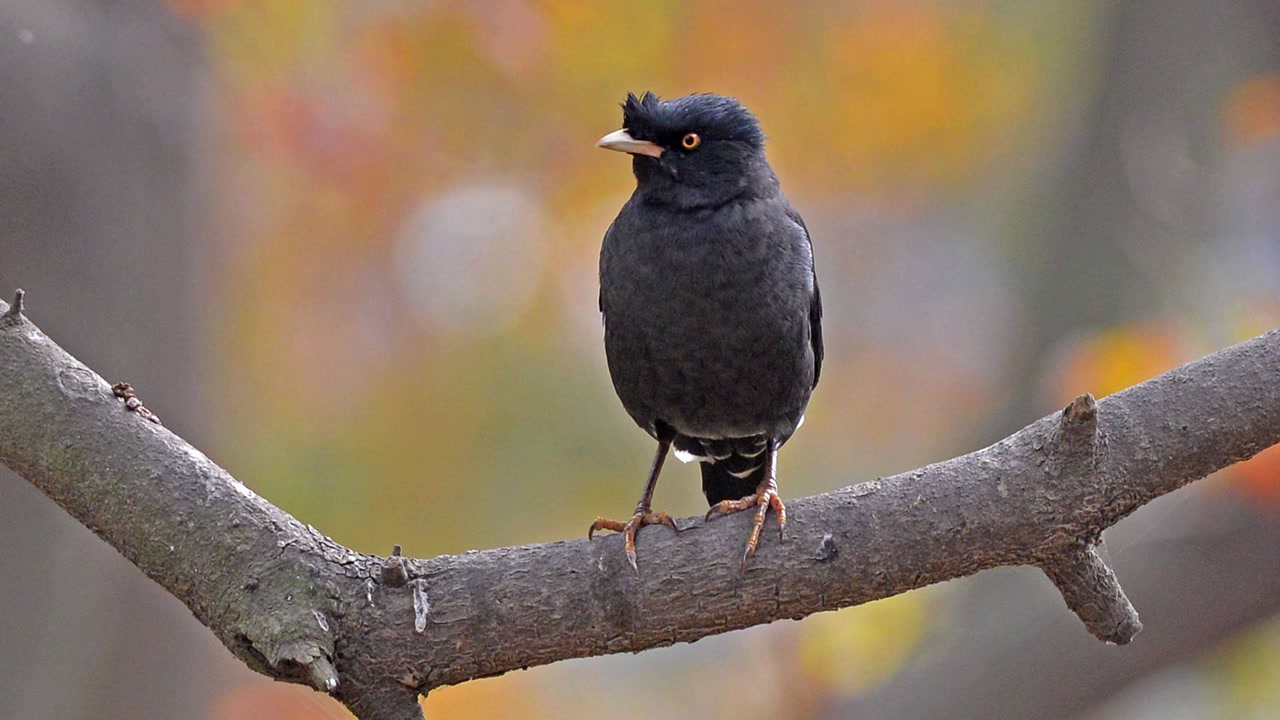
[681,133,701,150]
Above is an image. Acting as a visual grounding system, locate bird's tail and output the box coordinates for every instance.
[674,435,771,505]
[700,461,765,506]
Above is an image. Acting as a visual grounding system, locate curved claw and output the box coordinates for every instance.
[706,485,787,573]
[588,510,678,575]
[625,544,639,575]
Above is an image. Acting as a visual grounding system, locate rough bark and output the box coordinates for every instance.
[2,292,1278,720]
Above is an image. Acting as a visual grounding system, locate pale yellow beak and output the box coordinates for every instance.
[596,129,664,158]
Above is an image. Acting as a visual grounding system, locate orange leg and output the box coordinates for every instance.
[589,435,679,574]
[705,439,785,571]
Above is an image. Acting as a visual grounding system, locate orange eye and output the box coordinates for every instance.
[681,133,701,150]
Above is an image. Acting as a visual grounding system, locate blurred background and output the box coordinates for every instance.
[2,0,1280,718]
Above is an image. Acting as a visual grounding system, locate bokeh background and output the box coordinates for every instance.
[2,1,1280,718]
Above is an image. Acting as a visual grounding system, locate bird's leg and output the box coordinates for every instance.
[705,439,786,570]
[588,435,679,574]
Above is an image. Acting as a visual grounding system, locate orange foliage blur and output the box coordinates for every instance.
[206,683,354,720]
[1222,74,1280,145]
[1045,323,1189,404]
[1233,443,1280,506]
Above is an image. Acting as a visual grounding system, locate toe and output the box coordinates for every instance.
[651,511,680,533]
[588,516,626,539]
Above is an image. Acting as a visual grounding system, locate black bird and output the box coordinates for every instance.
[589,92,823,572]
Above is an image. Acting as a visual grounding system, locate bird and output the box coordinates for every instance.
[589,91,823,573]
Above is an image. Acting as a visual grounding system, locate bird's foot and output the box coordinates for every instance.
[705,478,786,571]
[588,510,679,575]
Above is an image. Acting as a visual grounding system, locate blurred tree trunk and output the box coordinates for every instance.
[999,0,1280,428]
[0,2,221,719]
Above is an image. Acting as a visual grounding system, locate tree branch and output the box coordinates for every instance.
[2,290,1278,720]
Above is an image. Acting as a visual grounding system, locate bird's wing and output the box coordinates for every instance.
[599,220,616,316]
[786,207,823,389]
[811,281,824,388]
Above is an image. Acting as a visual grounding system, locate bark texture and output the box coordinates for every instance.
[2,293,1278,720]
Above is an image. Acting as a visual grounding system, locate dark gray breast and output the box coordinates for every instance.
[599,192,817,441]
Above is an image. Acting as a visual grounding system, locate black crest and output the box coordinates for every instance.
[621,92,765,149]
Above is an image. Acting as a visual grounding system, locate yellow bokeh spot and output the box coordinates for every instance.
[797,593,928,696]
[1211,617,1280,716]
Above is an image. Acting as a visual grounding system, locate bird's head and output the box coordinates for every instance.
[598,92,777,209]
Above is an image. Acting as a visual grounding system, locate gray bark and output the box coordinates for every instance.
[2,293,1278,720]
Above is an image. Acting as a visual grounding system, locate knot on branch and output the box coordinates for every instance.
[305,653,340,693]
[381,544,410,588]
[1060,393,1097,437]
[1038,396,1138,643]
[1040,544,1141,644]
[1043,393,1101,483]
[229,568,343,695]
[234,629,339,692]
[3,289,24,321]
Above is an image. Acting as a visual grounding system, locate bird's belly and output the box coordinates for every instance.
[605,288,812,439]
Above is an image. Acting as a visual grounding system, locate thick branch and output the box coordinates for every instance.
[2,291,1279,720]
